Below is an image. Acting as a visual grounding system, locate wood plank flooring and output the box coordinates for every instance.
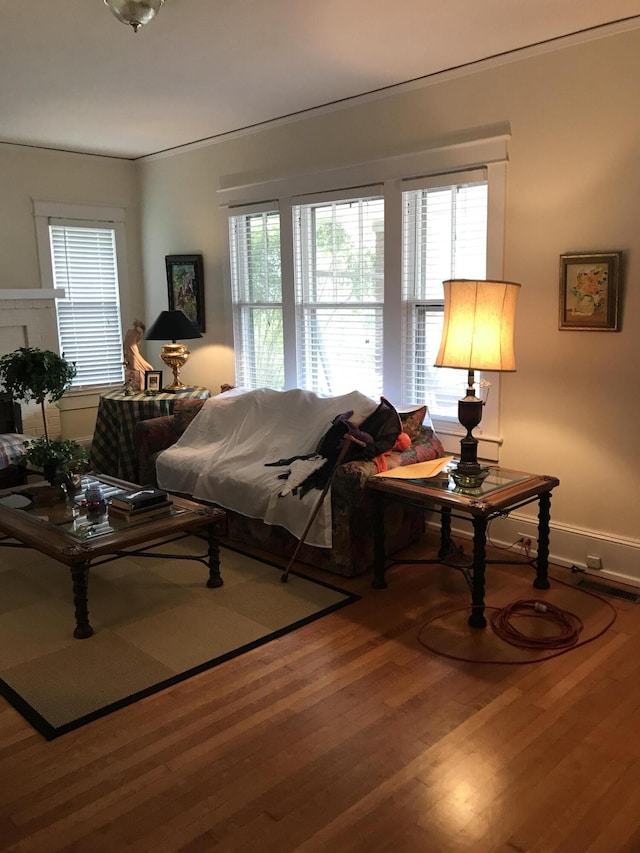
[0,533,638,852]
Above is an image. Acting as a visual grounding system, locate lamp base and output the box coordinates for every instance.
[450,464,490,491]
[452,381,488,490]
[160,344,190,393]
[163,383,195,394]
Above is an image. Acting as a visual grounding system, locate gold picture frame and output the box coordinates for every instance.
[559,251,622,331]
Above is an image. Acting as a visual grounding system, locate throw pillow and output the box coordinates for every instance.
[399,405,427,442]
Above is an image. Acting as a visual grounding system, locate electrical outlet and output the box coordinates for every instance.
[517,532,537,552]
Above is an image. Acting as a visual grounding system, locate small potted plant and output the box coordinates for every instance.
[0,347,88,488]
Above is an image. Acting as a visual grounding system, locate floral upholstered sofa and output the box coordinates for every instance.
[132,389,445,577]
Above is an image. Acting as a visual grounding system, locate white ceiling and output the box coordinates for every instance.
[1,1,640,160]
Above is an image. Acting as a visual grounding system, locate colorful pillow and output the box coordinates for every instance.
[399,405,427,442]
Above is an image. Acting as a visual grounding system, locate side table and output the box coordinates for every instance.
[89,386,210,483]
[366,466,560,628]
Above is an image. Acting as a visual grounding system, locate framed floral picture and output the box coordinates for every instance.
[559,251,622,331]
[165,254,205,333]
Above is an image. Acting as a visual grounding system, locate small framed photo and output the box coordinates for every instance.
[165,254,205,333]
[144,370,163,393]
[559,251,622,331]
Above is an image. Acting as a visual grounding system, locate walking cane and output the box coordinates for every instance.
[281,433,366,583]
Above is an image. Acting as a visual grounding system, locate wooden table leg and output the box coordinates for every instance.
[371,491,388,589]
[70,561,94,639]
[534,491,552,590]
[468,516,488,628]
[206,522,223,588]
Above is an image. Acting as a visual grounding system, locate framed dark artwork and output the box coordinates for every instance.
[165,254,205,333]
[559,251,622,331]
[144,370,163,393]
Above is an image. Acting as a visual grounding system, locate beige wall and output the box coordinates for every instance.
[0,143,143,439]
[139,26,640,581]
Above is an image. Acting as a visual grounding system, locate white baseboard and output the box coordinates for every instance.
[426,510,640,589]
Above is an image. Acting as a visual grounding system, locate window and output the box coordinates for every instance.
[34,202,129,392]
[401,177,488,419]
[229,207,284,389]
[294,193,384,396]
[221,134,508,455]
[228,179,488,412]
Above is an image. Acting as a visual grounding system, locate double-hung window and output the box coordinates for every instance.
[228,206,284,390]
[34,202,129,391]
[293,192,384,397]
[401,173,488,419]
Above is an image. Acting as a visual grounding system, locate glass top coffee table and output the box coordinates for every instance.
[0,474,226,639]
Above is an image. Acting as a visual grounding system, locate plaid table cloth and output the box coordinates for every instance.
[89,387,210,484]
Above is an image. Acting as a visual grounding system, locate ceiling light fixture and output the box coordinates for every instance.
[104,0,165,33]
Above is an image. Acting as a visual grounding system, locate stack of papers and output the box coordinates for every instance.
[373,456,454,479]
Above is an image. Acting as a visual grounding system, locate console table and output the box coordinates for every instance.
[366,466,560,629]
[90,386,210,483]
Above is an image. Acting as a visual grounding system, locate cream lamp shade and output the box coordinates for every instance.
[435,279,520,372]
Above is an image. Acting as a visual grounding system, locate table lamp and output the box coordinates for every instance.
[144,310,202,392]
[434,279,520,489]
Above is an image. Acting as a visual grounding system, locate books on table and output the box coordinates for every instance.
[108,500,173,521]
[108,485,172,521]
[110,486,168,511]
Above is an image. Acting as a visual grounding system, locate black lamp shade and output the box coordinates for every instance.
[144,310,202,343]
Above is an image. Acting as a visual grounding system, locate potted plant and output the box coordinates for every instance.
[0,347,88,487]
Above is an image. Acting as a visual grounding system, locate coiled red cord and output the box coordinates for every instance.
[489,599,582,649]
[417,573,618,664]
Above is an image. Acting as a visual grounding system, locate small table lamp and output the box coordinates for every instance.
[434,279,520,489]
[144,310,202,392]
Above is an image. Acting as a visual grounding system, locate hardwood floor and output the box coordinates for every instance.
[0,532,638,852]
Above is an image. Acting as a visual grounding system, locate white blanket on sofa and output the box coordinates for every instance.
[156,387,376,548]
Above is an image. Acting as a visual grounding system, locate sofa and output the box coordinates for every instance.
[133,388,445,577]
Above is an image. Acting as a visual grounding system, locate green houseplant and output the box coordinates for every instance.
[0,347,88,486]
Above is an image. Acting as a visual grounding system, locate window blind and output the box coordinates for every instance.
[49,223,124,389]
[293,194,384,398]
[401,180,488,418]
[228,209,284,389]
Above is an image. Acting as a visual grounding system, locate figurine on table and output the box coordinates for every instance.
[123,319,154,391]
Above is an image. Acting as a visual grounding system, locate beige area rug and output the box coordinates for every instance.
[0,536,359,740]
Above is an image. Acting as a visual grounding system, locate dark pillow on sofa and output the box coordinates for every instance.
[399,405,427,442]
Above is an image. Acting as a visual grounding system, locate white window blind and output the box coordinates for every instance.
[401,179,488,419]
[229,208,284,389]
[293,194,384,398]
[49,221,124,389]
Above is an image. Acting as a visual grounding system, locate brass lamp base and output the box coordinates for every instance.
[160,343,190,392]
